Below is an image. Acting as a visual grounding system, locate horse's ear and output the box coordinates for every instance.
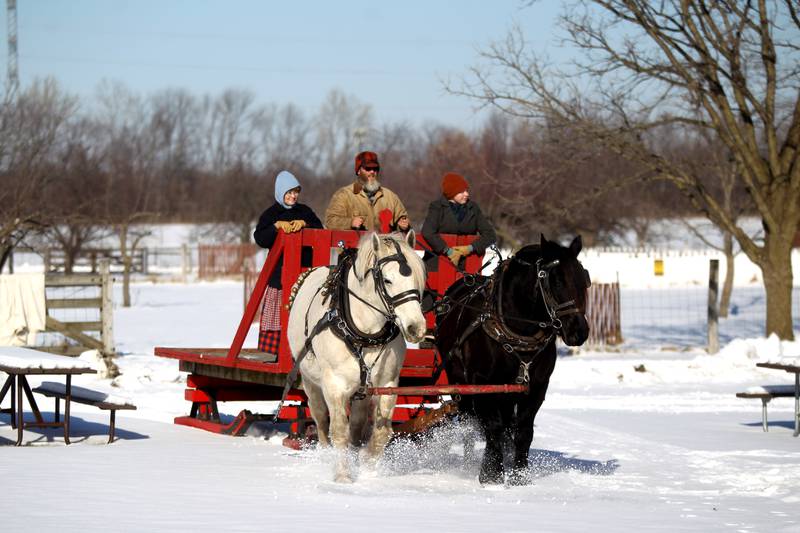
[354,232,379,281]
[540,233,548,246]
[371,232,382,254]
[569,235,582,256]
[405,229,416,249]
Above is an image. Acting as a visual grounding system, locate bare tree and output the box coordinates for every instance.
[315,89,374,181]
[94,82,159,307]
[0,79,77,271]
[148,88,204,216]
[453,1,800,339]
[671,132,754,317]
[40,118,109,273]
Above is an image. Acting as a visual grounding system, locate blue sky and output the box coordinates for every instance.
[2,0,564,128]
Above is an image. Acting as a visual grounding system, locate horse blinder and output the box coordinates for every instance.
[372,241,421,315]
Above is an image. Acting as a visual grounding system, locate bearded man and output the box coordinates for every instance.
[324,151,410,232]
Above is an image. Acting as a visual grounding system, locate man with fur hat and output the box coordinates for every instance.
[421,171,496,271]
[325,151,410,232]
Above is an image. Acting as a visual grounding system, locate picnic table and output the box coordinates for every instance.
[0,346,96,445]
[756,360,800,437]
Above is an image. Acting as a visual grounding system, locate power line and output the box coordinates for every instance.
[18,53,438,78]
[6,0,18,99]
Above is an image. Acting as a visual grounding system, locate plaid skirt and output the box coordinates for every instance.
[258,286,282,353]
[259,286,282,331]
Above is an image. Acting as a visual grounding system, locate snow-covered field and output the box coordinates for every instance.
[2,279,799,532]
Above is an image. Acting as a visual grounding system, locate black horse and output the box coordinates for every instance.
[435,235,591,485]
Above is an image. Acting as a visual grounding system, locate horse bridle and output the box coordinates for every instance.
[528,257,589,331]
[362,239,421,320]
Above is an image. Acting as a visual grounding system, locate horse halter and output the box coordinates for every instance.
[530,258,587,330]
[368,239,421,319]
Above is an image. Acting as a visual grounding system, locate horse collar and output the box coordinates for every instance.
[481,259,554,353]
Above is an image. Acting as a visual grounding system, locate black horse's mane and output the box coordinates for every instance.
[515,243,541,259]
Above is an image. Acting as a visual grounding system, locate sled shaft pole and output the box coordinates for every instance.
[369,384,528,396]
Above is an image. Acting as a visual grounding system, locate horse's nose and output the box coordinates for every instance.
[405,323,424,343]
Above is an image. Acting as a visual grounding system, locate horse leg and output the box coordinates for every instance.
[457,399,478,465]
[508,348,557,484]
[322,380,357,483]
[475,396,511,485]
[507,400,536,485]
[348,396,371,448]
[304,382,330,447]
[508,384,549,485]
[365,393,397,464]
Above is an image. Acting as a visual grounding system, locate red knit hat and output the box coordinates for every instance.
[355,151,380,174]
[441,172,469,199]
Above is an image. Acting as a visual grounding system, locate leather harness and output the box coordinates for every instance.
[436,256,584,386]
[276,240,420,413]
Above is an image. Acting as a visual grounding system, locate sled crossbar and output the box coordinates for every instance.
[369,384,528,396]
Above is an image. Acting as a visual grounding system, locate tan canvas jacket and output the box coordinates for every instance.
[324,181,409,231]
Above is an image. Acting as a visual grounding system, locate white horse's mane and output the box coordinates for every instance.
[353,231,425,293]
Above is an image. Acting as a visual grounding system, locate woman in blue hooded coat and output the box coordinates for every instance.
[253,170,323,354]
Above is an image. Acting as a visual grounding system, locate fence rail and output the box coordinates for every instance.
[43,248,147,274]
[34,261,114,356]
[198,244,259,279]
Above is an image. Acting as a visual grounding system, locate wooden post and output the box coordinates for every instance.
[140,247,148,275]
[243,262,250,313]
[708,259,719,354]
[181,244,190,279]
[99,259,115,356]
[614,272,623,345]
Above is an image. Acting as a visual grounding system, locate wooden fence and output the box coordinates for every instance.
[586,282,623,346]
[199,244,259,279]
[34,260,115,356]
[43,247,146,274]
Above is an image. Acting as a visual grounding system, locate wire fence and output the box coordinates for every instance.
[620,285,800,349]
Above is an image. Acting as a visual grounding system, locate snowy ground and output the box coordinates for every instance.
[2,281,799,532]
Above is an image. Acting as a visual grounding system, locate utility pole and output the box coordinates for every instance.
[6,0,19,100]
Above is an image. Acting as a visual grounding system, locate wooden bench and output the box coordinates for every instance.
[736,385,796,432]
[32,381,136,443]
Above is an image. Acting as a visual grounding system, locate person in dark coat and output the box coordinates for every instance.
[421,172,497,272]
[253,170,323,354]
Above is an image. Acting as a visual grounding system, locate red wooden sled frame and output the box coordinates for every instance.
[155,228,497,437]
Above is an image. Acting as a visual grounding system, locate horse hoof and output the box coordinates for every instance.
[334,472,354,484]
[507,470,532,486]
[479,471,504,486]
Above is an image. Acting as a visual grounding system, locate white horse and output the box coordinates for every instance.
[287,231,426,482]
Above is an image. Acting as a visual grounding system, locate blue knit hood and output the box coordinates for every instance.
[274,170,301,209]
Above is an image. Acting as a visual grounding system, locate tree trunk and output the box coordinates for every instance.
[760,237,794,340]
[0,245,11,273]
[118,224,132,308]
[240,223,251,244]
[65,249,76,274]
[719,232,734,318]
[123,254,132,308]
